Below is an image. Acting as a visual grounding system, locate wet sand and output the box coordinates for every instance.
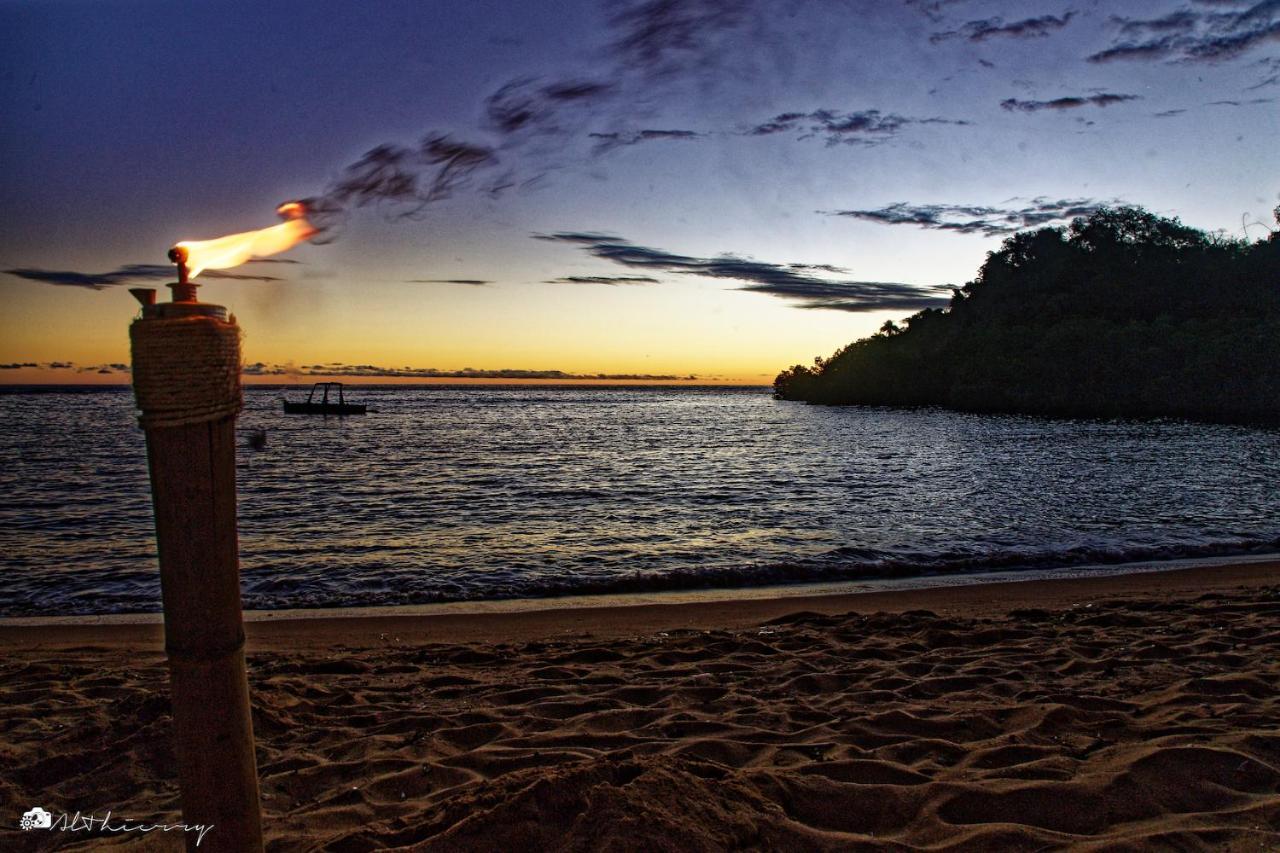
[1,560,1278,850]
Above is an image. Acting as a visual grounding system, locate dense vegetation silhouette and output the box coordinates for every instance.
[775,206,1280,423]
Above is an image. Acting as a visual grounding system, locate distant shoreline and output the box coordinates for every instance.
[0,382,773,393]
[774,207,1280,425]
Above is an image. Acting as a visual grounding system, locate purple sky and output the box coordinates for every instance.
[1,0,1277,382]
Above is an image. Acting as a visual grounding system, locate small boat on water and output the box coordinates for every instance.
[283,382,367,415]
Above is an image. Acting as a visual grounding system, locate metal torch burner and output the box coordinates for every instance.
[129,246,228,320]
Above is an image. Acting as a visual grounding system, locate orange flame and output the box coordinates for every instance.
[175,203,316,279]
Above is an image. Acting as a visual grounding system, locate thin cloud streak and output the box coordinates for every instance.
[1000,93,1142,112]
[6,360,694,381]
[2,361,129,373]
[1207,96,1276,105]
[588,129,702,152]
[3,263,285,290]
[827,198,1124,237]
[590,106,971,151]
[930,12,1075,43]
[243,362,693,380]
[545,275,661,285]
[747,109,969,145]
[534,232,949,312]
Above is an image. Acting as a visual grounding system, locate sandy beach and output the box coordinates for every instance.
[2,560,1278,850]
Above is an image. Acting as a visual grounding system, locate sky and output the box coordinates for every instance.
[1,0,1277,385]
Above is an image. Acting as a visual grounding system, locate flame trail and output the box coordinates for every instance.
[174,202,317,279]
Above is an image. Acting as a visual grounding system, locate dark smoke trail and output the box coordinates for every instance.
[294,135,503,241]
[284,0,772,242]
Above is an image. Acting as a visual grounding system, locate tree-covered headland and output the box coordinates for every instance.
[774,207,1280,423]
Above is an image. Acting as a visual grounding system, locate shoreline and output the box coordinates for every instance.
[6,551,1279,630]
[8,550,1280,627]
[3,556,1275,651]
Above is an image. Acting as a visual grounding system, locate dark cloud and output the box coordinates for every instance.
[534,232,948,312]
[1090,1,1280,63]
[588,129,702,152]
[1154,108,1189,117]
[14,361,132,375]
[608,0,755,78]
[751,109,906,138]
[1179,23,1280,60]
[405,279,492,286]
[827,198,1122,237]
[747,108,968,145]
[736,280,953,313]
[545,275,661,285]
[485,79,615,135]
[1113,10,1201,37]
[1000,93,1142,112]
[3,263,283,290]
[242,362,288,376]
[747,112,807,135]
[1088,39,1181,62]
[243,361,691,380]
[931,12,1075,43]
[787,263,849,274]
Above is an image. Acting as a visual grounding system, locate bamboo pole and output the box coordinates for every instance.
[130,275,264,853]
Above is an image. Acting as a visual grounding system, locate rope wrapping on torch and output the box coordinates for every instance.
[130,315,242,429]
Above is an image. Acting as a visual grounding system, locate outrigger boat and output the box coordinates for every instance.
[283,382,367,415]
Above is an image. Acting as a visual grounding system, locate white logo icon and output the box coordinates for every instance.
[21,807,52,830]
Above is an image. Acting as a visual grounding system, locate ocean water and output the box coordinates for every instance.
[2,385,1280,617]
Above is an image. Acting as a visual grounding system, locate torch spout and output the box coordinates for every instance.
[146,245,224,320]
[167,245,198,302]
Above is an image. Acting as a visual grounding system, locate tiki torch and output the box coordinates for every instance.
[129,245,263,852]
